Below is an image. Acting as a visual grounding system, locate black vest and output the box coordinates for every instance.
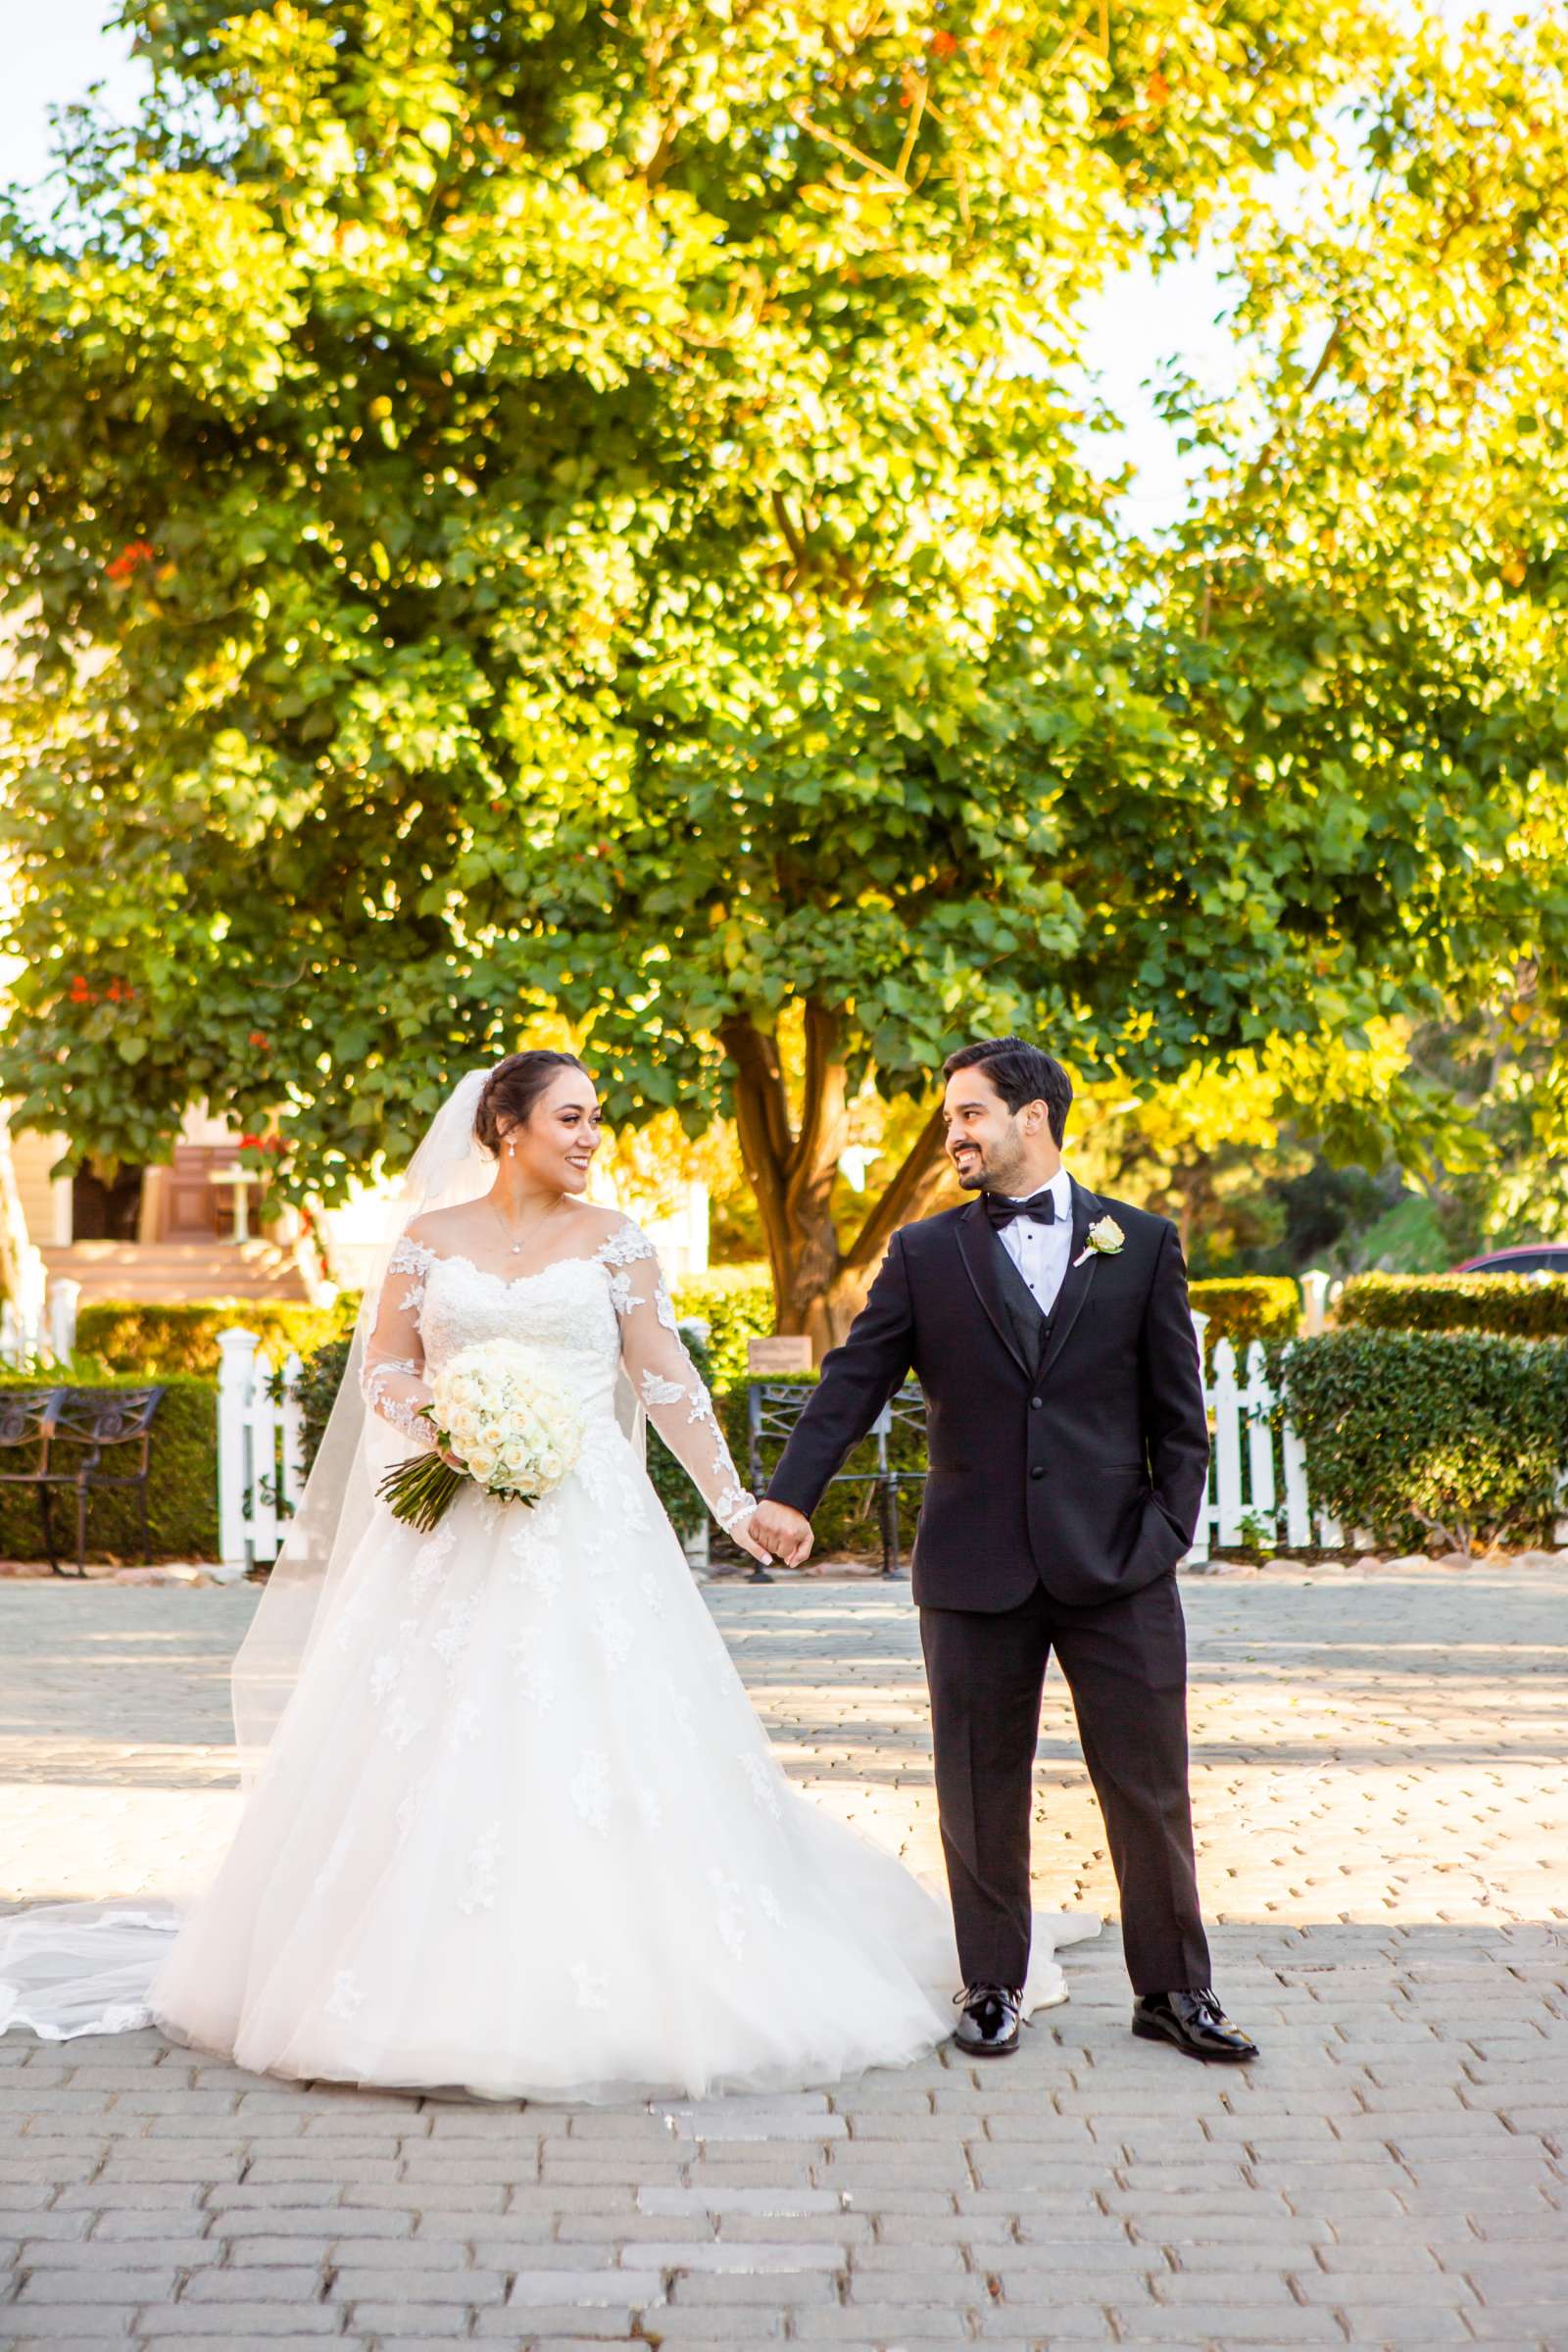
[989,1225,1052,1371]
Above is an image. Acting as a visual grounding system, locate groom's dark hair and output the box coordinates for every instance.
[943,1037,1072,1147]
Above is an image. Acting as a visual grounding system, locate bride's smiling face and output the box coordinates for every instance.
[498,1068,604,1193]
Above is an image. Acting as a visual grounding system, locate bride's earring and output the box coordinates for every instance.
[506,1140,516,1157]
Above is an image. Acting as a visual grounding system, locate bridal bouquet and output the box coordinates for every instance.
[377,1339,584,1532]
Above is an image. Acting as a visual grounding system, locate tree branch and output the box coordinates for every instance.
[844,1101,950,1270]
[786,98,915,195]
[770,490,808,576]
[724,1076,792,1319]
[718,1013,793,1234]
[786,1001,850,1223]
[1228,317,1345,523]
[893,73,928,185]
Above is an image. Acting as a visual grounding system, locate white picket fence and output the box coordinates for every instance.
[1183,1315,1340,1564]
[215,1317,1338,1573]
[0,1275,81,1369]
[216,1328,309,1568]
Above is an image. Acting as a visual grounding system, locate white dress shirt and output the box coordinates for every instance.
[994,1164,1074,1319]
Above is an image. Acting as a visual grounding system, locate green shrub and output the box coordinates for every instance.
[713,1373,924,1562]
[670,1264,775,1391]
[293,1334,354,1476]
[0,1373,219,1562]
[1189,1277,1300,1352]
[1278,1331,1568,1557]
[77,1298,347,1378]
[1335,1271,1568,1338]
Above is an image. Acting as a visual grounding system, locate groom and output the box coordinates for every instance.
[749,1038,1256,2064]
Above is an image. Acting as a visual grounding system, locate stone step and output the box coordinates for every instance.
[40,1241,308,1304]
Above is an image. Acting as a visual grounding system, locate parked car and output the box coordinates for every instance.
[1453,1244,1568,1275]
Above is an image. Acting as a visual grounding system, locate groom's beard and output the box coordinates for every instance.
[951,1146,1031,1196]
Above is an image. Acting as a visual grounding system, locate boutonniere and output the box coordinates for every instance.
[1072,1214,1125,1269]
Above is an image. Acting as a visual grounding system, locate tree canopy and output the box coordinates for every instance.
[3,0,1565,1339]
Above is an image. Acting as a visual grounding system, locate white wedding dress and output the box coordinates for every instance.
[0,1219,1094,2101]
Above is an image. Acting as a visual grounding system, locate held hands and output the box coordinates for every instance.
[728,1517,776,1569]
[747,1500,814,1569]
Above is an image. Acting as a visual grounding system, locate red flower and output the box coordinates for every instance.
[239,1132,263,1150]
[69,976,93,1004]
[106,540,156,583]
[248,1029,270,1047]
[930,28,957,58]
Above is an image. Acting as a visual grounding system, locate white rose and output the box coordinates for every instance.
[428,1340,583,1503]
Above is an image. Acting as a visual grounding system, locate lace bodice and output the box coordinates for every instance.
[361,1221,756,1534]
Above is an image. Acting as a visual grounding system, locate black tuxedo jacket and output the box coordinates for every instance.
[764,1180,1209,1610]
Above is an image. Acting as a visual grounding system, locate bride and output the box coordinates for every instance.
[0,1052,1093,2101]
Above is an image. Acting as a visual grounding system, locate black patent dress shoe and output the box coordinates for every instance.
[1132,1987,1258,2062]
[953,1983,1023,2058]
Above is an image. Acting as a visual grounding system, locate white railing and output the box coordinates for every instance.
[217,1329,308,1568]
[1184,1317,1340,1565]
[0,1110,50,1364]
[214,1319,1342,1576]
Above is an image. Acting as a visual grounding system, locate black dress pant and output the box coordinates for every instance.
[919,1572,1211,1997]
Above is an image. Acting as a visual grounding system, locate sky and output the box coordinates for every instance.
[3,0,145,194]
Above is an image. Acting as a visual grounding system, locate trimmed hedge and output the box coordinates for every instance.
[77,1298,347,1378]
[1189,1277,1300,1352]
[670,1265,774,1391]
[0,1373,219,1562]
[673,1269,1307,1374]
[1278,1330,1568,1557]
[1335,1271,1568,1339]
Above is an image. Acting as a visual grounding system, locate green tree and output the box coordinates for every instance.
[3,0,1565,1347]
[1401,988,1568,1251]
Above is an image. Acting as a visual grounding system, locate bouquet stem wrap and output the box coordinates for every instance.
[377,1450,466,1531]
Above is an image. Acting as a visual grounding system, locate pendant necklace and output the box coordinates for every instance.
[490,1192,562,1258]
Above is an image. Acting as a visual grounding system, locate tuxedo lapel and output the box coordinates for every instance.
[1035,1178,1102,1388]
[955,1199,1033,1379]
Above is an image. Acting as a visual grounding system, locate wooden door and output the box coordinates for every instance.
[161,1146,237,1239]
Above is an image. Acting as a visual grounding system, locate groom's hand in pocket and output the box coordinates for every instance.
[750,1501,814,1568]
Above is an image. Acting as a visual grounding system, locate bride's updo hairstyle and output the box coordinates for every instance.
[474,1051,590,1156]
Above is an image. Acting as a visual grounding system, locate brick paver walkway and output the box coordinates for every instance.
[2,1559,1566,2352]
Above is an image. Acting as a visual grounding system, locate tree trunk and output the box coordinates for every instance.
[719,1006,952,1358]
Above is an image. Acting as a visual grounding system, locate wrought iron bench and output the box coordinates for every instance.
[0,1386,166,1577]
[745,1380,928,1582]
[0,1387,67,1568]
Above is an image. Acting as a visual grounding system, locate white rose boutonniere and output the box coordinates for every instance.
[1072,1214,1126,1270]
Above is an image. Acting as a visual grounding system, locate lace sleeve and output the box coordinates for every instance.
[597,1223,757,1534]
[361,1238,437,1446]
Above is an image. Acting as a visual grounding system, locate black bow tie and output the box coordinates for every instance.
[985,1190,1057,1230]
